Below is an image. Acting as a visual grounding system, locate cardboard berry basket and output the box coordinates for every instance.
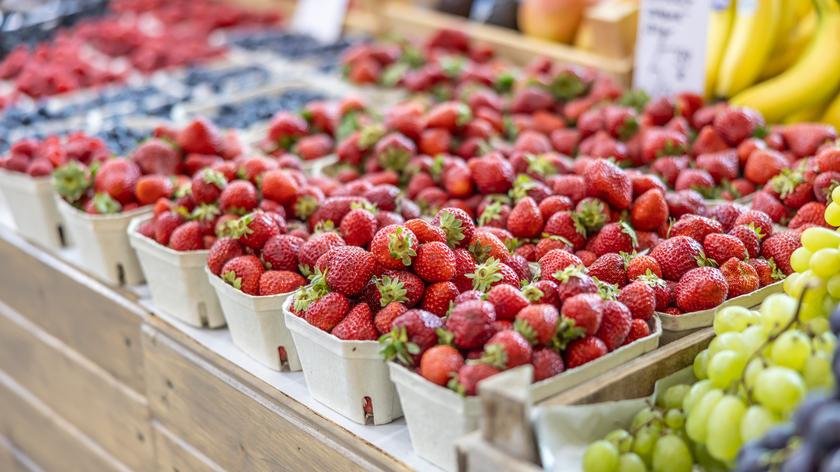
[282,297,403,425]
[206,268,301,371]
[0,169,66,250]
[389,316,662,472]
[56,197,150,286]
[658,280,784,333]
[127,215,225,328]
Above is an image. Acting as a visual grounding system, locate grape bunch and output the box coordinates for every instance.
[735,305,840,472]
[824,186,840,227]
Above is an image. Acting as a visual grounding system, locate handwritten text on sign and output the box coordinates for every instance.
[633,0,710,98]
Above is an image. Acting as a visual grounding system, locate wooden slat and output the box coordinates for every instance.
[142,324,409,472]
[456,432,541,472]
[153,421,225,472]
[0,228,146,392]
[0,371,131,472]
[0,302,153,471]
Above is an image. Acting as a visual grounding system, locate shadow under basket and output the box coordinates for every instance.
[0,169,66,250]
[127,215,225,328]
[208,270,300,371]
[56,198,150,286]
[283,298,402,425]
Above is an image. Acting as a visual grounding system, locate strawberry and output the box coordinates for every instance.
[747,258,783,287]
[219,180,259,214]
[325,246,376,296]
[637,272,671,311]
[309,196,364,231]
[259,270,306,296]
[675,169,715,193]
[374,302,408,335]
[789,202,829,230]
[221,255,265,295]
[261,235,303,272]
[636,232,660,251]
[305,292,351,331]
[169,222,203,251]
[640,128,687,163]
[704,233,747,265]
[544,211,587,250]
[665,189,706,219]
[595,300,632,351]
[154,211,185,246]
[420,282,459,316]
[207,237,244,275]
[419,345,465,386]
[94,159,141,205]
[232,212,280,249]
[813,171,840,202]
[675,267,728,312]
[177,118,221,155]
[433,207,475,249]
[267,112,308,146]
[405,218,447,244]
[625,255,661,280]
[760,230,801,275]
[469,230,511,264]
[531,348,565,382]
[339,208,377,247]
[734,210,774,240]
[370,224,418,269]
[588,253,627,287]
[374,133,415,172]
[713,107,762,146]
[649,236,704,281]
[190,169,226,205]
[445,300,496,350]
[539,250,584,283]
[451,363,500,396]
[587,222,636,256]
[623,319,651,345]
[331,303,378,341]
[486,284,530,321]
[720,258,759,299]
[136,175,173,206]
[481,330,532,369]
[710,202,746,232]
[778,123,837,158]
[691,126,729,156]
[815,146,840,172]
[561,293,604,335]
[630,189,668,232]
[564,336,607,369]
[507,197,544,238]
[261,169,300,206]
[584,159,632,210]
[550,174,587,203]
[751,191,787,223]
[414,241,457,283]
[131,138,179,175]
[535,237,571,260]
[373,271,424,308]
[299,232,345,268]
[745,149,788,185]
[617,281,655,321]
[296,134,334,161]
[450,247,478,292]
[469,154,515,194]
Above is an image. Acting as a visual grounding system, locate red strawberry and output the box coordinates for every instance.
[710,202,746,232]
[507,197,544,238]
[584,159,632,210]
[713,107,762,146]
[813,171,840,202]
[469,230,511,264]
[370,224,418,269]
[747,258,783,287]
[261,169,300,206]
[94,159,141,205]
[760,230,801,275]
[561,293,604,335]
[261,235,304,272]
[169,222,203,251]
[404,218,447,244]
[299,232,345,268]
[207,237,244,275]
[691,126,729,156]
[649,236,704,281]
[486,284,530,321]
[595,300,632,351]
[640,128,687,163]
[675,169,715,193]
[421,282,459,316]
[374,302,408,335]
[177,118,221,155]
[631,189,668,232]
[259,270,306,296]
[539,249,584,281]
[339,208,377,247]
[433,207,475,249]
[190,169,226,205]
[587,222,636,256]
[234,212,280,249]
[625,255,661,280]
[219,180,259,213]
[789,202,829,230]
[419,345,465,386]
[451,248,478,292]
[331,303,378,341]
[745,149,788,185]
[538,195,573,220]
[734,210,774,239]
[618,281,655,321]
[720,258,759,299]
[564,336,607,369]
[531,348,565,382]
[221,255,265,295]
[309,196,365,231]
[704,233,747,265]
[675,267,728,312]
[514,304,559,346]
[588,253,627,287]
[305,292,351,331]
[670,214,723,243]
[751,191,787,223]
[325,246,376,296]
[135,175,173,206]
[665,189,706,219]
[451,363,500,396]
[296,134,334,161]
[778,123,837,158]
[469,154,515,194]
[131,138,179,175]
[413,241,457,283]
[544,211,587,250]
[624,319,651,345]
[374,271,425,308]
[445,300,496,350]
[154,211,185,246]
[481,330,532,369]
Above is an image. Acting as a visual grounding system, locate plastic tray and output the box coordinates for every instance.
[0,169,65,250]
[658,281,784,332]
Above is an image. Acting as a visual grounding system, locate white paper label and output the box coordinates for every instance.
[632,0,711,98]
[291,0,350,44]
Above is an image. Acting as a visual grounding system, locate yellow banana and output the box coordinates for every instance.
[775,0,796,47]
[822,92,840,129]
[794,0,815,19]
[760,10,818,79]
[705,0,736,98]
[715,0,783,98]
[731,0,840,123]
[783,103,827,124]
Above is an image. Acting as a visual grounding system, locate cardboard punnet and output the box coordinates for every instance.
[0,169,65,249]
[659,280,784,332]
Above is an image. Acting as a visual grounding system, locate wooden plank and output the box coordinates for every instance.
[153,421,225,472]
[0,436,34,472]
[456,432,541,472]
[0,370,132,472]
[0,302,153,471]
[142,324,408,472]
[0,228,146,392]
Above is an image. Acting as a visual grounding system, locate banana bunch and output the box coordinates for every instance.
[706,0,840,124]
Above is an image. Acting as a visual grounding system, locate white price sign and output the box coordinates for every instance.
[291,0,350,44]
[633,0,711,97]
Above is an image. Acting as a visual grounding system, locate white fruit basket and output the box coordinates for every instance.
[0,169,65,249]
[127,215,224,328]
[283,297,402,425]
[57,198,150,285]
[389,316,662,472]
[207,269,301,371]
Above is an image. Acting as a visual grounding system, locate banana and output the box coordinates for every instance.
[760,10,818,79]
[783,104,827,124]
[715,0,783,98]
[731,0,840,123]
[705,0,736,98]
[822,92,840,129]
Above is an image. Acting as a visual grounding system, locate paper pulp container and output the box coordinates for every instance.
[207,269,301,371]
[127,215,224,328]
[57,198,149,286]
[659,280,784,332]
[283,298,402,425]
[0,169,65,249]
[389,316,662,471]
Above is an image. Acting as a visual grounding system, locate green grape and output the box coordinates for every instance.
[740,405,779,443]
[652,434,692,472]
[785,271,811,298]
[683,380,714,414]
[803,352,833,389]
[770,330,812,371]
[813,331,837,354]
[693,349,709,380]
[754,366,806,414]
[741,325,769,355]
[744,358,765,389]
[713,306,756,334]
[632,425,660,465]
[759,294,798,335]
[692,443,728,472]
[825,202,840,227]
[707,350,747,388]
[800,226,840,252]
[833,185,840,204]
[810,248,840,278]
[665,409,685,429]
[631,407,660,430]
[706,395,746,462]
[808,317,831,336]
[686,388,723,443]
[708,332,747,357]
[784,272,801,295]
[661,384,690,410]
[605,429,634,454]
[583,440,620,472]
[800,278,829,322]
[617,453,647,472]
[828,274,840,298]
[791,247,813,273]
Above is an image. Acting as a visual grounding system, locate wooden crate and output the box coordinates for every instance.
[457,327,714,470]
